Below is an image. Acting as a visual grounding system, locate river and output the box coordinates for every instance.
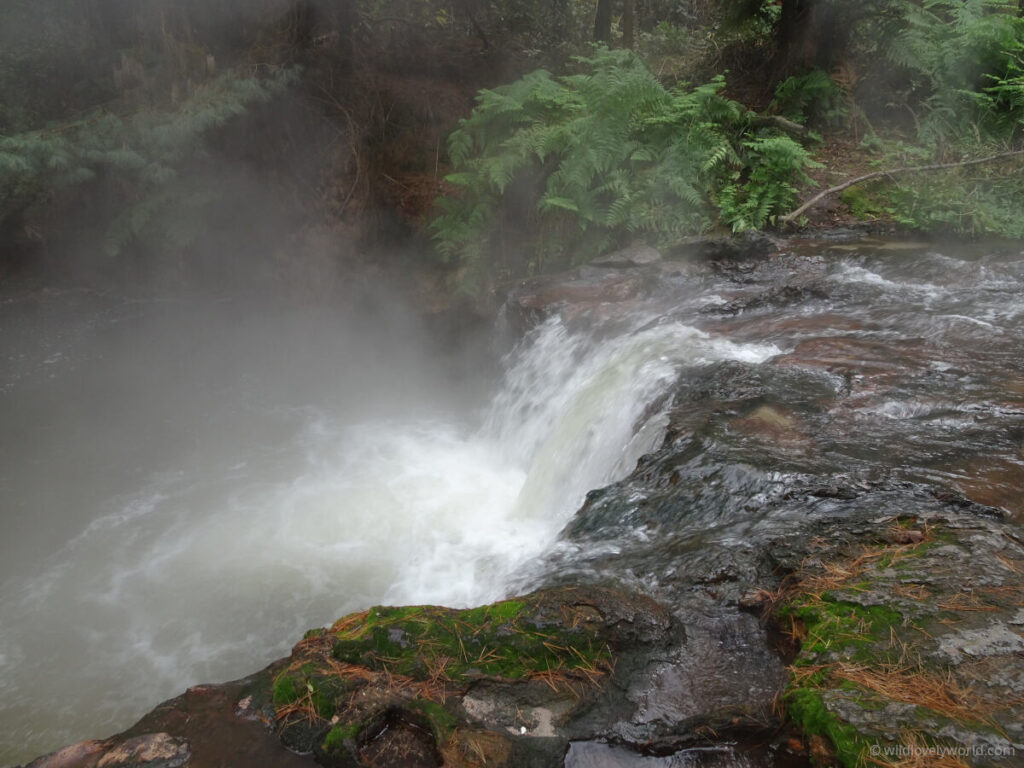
[1,239,1023,764]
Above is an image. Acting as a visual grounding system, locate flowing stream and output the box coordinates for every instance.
[2,240,1024,764]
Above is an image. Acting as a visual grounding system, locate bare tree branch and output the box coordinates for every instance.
[780,150,1024,225]
[749,114,809,140]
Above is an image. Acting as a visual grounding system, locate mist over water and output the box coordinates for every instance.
[0,283,778,763]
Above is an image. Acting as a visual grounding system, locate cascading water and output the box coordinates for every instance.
[0,296,778,764]
[4,243,1024,765]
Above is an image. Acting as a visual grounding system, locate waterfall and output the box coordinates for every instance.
[0,305,777,763]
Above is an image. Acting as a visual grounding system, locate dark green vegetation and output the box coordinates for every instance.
[431,47,817,286]
[0,0,511,290]
[3,1,1022,298]
[431,0,1024,290]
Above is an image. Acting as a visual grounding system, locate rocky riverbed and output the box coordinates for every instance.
[17,235,1024,768]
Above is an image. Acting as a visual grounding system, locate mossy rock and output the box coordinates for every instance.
[329,597,610,682]
[268,586,670,768]
[775,520,1024,767]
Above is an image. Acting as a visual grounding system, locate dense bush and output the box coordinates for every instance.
[431,47,817,289]
[882,0,1024,144]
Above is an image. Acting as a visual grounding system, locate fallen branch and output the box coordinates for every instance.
[779,149,1024,225]
[749,114,809,140]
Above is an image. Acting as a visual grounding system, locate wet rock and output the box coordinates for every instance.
[952,458,1024,522]
[108,669,309,768]
[510,271,645,315]
[937,623,1024,663]
[706,283,832,316]
[564,740,783,767]
[591,244,663,268]
[773,336,932,389]
[729,404,812,455]
[576,592,783,747]
[96,735,189,768]
[266,586,675,767]
[24,741,110,768]
[672,231,782,263]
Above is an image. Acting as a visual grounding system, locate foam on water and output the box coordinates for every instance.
[0,312,778,763]
[833,263,946,298]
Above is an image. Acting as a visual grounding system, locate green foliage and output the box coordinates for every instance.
[883,163,1024,239]
[717,135,821,231]
[771,68,847,128]
[837,135,1024,238]
[839,185,889,220]
[885,0,1024,142]
[431,47,817,286]
[0,67,297,255]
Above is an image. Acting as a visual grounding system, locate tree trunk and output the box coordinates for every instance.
[775,0,850,75]
[551,0,570,41]
[593,0,611,43]
[777,0,816,71]
[622,0,635,48]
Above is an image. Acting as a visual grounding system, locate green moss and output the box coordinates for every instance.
[331,597,608,683]
[787,598,901,667]
[272,669,350,718]
[460,599,526,624]
[840,185,888,220]
[408,699,457,742]
[780,579,909,763]
[272,673,302,707]
[786,688,870,768]
[321,721,361,753]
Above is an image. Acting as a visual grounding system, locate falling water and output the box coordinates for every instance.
[0,296,778,764]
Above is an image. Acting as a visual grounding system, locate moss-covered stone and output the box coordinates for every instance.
[775,522,1024,766]
[787,688,869,768]
[262,586,670,768]
[272,673,302,708]
[407,698,457,742]
[330,596,609,683]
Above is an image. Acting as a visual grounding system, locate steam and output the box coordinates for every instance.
[0,290,780,763]
[0,288,486,763]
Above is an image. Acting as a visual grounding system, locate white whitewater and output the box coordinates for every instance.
[0,310,778,763]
